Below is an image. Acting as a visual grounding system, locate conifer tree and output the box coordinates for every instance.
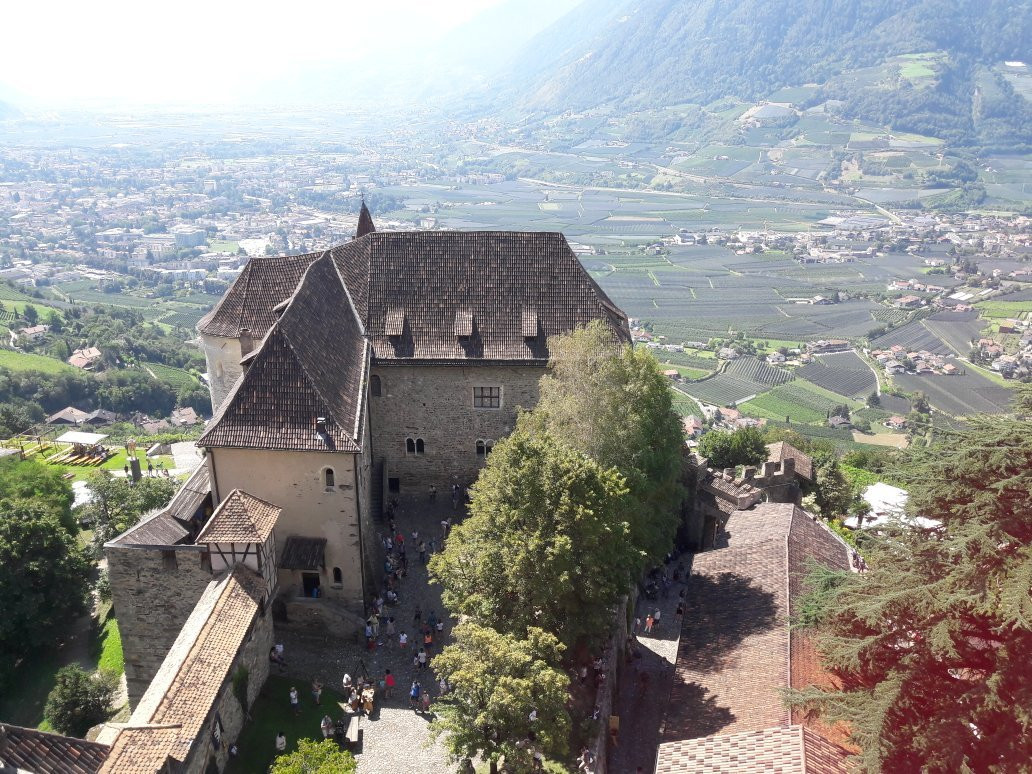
[790,388,1032,772]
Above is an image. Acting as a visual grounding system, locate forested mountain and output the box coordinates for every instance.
[484,0,1031,148]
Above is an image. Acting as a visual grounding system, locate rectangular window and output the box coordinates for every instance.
[473,386,502,409]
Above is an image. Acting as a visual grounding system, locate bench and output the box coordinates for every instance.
[343,715,360,747]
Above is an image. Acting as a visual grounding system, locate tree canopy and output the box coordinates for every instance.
[431,623,570,772]
[790,390,1032,771]
[0,501,92,690]
[528,321,684,576]
[80,472,177,547]
[429,428,633,647]
[44,665,117,736]
[0,458,75,532]
[269,738,356,774]
[697,426,767,470]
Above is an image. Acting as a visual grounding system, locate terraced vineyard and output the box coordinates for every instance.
[739,381,860,424]
[0,285,36,302]
[677,356,792,406]
[143,362,200,390]
[870,321,951,354]
[161,309,208,329]
[797,352,877,398]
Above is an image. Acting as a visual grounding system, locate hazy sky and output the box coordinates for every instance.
[1,0,512,106]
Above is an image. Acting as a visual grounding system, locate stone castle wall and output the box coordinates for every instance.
[368,363,544,494]
[107,546,214,708]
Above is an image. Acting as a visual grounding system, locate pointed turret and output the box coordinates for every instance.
[356,200,376,239]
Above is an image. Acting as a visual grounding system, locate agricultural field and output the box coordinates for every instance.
[921,311,986,355]
[161,308,208,329]
[893,358,1015,416]
[974,300,1031,320]
[869,321,951,354]
[0,349,75,374]
[739,380,861,425]
[797,351,877,398]
[142,362,200,390]
[0,285,38,302]
[676,356,790,406]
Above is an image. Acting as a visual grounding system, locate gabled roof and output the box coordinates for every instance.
[656,725,851,774]
[198,254,367,453]
[766,441,814,481]
[658,504,853,771]
[196,251,321,338]
[0,723,109,773]
[330,231,628,362]
[195,489,280,544]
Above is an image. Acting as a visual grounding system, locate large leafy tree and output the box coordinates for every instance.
[44,665,117,736]
[790,391,1032,772]
[0,458,75,532]
[697,426,767,470]
[431,623,570,774]
[0,502,92,690]
[429,428,634,648]
[270,738,356,773]
[80,471,177,547]
[529,321,683,576]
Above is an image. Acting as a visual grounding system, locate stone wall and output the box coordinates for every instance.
[368,363,543,494]
[180,604,273,774]
[106,545,214,708]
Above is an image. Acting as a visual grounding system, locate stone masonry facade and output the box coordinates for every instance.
[369,363,543,493]
[106,546,214,707]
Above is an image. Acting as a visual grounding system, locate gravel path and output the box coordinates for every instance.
[280,494,465,774]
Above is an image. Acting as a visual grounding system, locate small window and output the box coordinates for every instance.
[332,567,343,585]
[371,375,382,397]
[485,441,494,457]
[476,440,486,456]
[214,361,224,379]
[406,438,416,454]
[324,468,335,490]
[473,386,501,409]
[415,438,425,454]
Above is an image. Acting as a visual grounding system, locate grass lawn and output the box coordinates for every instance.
[0,349,76,374]
[0,604,124,729]
[227,675,350,774]
[209,240,240,253]
[46,448,176,482]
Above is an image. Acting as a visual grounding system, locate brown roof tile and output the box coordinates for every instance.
[98,728,178,773]
[279,536,327,570]
[0,723,109,773]
[195,489,280,544]
[767,441,814,480]
[196,252,320,338]
[656,725,852,773]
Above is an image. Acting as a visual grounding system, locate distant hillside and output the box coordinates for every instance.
[486,0,1032,148]
[0,100,20,120]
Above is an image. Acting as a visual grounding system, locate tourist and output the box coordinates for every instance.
[311,678,323,705]
[269,646,287,673]
[440,518,450,539]
[384,669,396,698]
[320,714,333,739]
[385,615,396,643]
[451,483,460,509]
[653,608,662,630]
[421,690,432,713]
[436,618,444,634]
[633,616,641,634]
[275,731,286,752]
[342,673,353,691]
[429,538,436,554]
[438,676,448,695]
[289,686,300,714]
[644,614,654,634]
[368,613,379,638]
[229,743,238,758]
[423,629,433,651]
[676,602,685,620]
[417,647,428,669]
[427,610,438,630]
[399,631,408,648]
[429,484,437,502]
[409,680,421,709]
[579,665,588,684]
[418,541,427,563]
[413,605,422,626]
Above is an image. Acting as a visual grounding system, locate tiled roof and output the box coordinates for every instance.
[0,723,109,773]
[107,466,209,548]
[198,254,367,453]
[656,725,852,773]
[330,231,628,362]
[767,441,814,480]
[195,489,280,544]
[101,566,266,773]
[196,251,321,337]
[660,504,852,766]
[279,536,327,570]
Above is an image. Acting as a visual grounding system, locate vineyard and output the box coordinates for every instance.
[678,356,791,406]
[161,308,208,329]
[797,353,876,398]
[739,381,860,424]
[142,362,200,390]
[870,321,951,354]
[724,356,794,386]
[894,361,1015,416]
[0,285,36,302]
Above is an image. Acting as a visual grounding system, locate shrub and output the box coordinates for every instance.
[44,665,117,736]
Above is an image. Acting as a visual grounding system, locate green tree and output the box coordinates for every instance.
[80,471,177,546]
[866,392,880,407]
[22,304,38,325]
[269,738,356,773]
[529,321,683,574]
[0,458,75,532]
[431,623,570,774]
[44,665,117,736]
[0,503,91,689]
[790,390,1032,771]
[697,426,767,469]
[46,309,63,333]
[429,428,634,647]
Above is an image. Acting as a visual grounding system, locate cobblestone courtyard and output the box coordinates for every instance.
[279,493,464,774]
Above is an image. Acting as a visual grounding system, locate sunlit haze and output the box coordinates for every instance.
[1,0,511,106]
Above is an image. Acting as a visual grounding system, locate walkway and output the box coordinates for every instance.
[608,559,691,774]
[279,493,465,774]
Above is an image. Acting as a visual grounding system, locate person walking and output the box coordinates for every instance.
[320,715,333,740]
[413,605,422,626]
[384,669,396,698]
[275,731,286,753]
[653,608,662,631]
[409,680,421,709]
[311,679,323,705]
[429,484,437,502]
[399,631,408,649]
[417,647,428,670]
[418,541,427,564]
[644,614,654,635]
[289,686,300,715]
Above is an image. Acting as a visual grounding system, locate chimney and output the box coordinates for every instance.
[782,458,795,477]
[762,461,778,478]
[239,328,254,357]
[723,467,735,480]
[743,466,756,481]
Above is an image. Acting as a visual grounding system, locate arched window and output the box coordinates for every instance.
[371,375,382,397]
[485,441,494,457]
[476,440,486,456]
[214,360,224,379]
[406,438,416,454]
[415,438,425,454]
[324,468,335,490]
[333,567,343,585]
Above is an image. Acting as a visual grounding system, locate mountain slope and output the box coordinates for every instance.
[486,0,1031,146]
